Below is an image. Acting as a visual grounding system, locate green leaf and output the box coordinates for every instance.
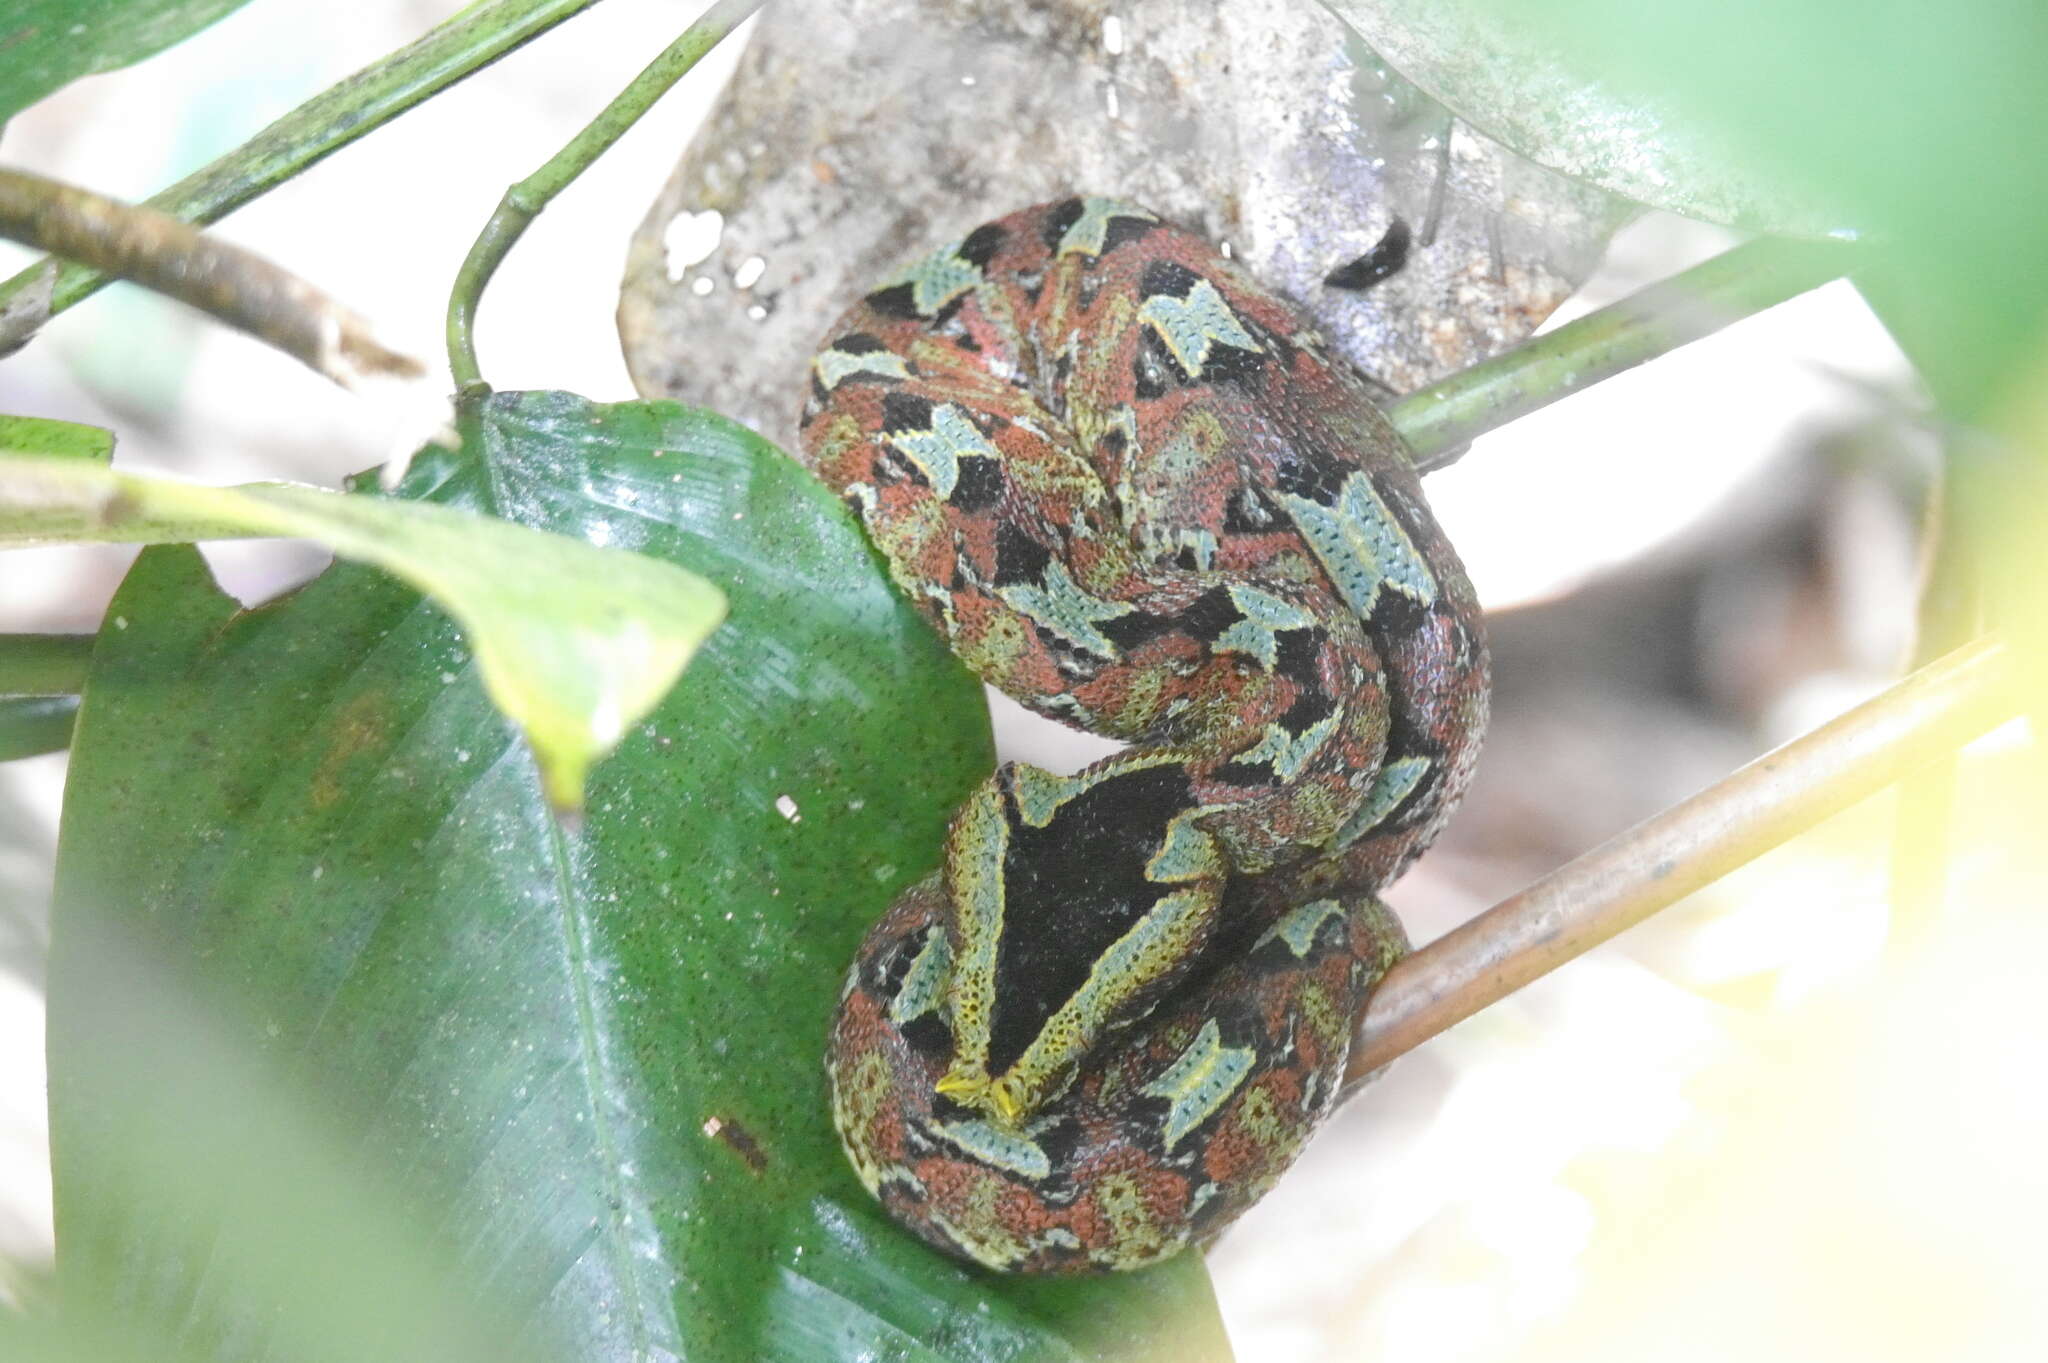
[1438,0,2048,410]
[0,437,726,812]
[0,0,258,122]
[0,414,114,462]
[35,941,558,1363]
[48,392,1229,1362]
[1321,0,1833,231]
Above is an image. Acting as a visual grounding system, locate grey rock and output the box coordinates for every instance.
[620,0,1628,453]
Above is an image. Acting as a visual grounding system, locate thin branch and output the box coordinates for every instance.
[0,695,79,761]
[0,0,609,351]
[1392,237,1851,468]
[0,633,94,698]
[0,169,422,389]
[1349,634,2022,1083]
[447,0,765,397]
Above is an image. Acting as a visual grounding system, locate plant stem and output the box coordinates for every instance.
[0,169,423,387]
[0,633,94,698]
[1346,634,2021,1083]
[0,0,610,351]
[0,695,78,761]
[446,0,762,398]
[1393,237,1851,469]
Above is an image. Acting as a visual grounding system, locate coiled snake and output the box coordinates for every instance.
[801,197,1489,1272]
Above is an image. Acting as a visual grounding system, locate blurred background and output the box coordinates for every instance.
[3,2,2040,1360]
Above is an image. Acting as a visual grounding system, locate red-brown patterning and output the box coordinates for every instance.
[800,197,1488,1272]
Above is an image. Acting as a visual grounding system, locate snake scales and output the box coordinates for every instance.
[801,197,1489,1272]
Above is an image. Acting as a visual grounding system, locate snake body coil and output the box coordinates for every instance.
[802,197,1489,1272]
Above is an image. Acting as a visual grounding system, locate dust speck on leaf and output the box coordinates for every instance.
[701,1114,769,1173]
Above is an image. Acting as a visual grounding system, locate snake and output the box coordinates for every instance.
[800,197,1489,1273]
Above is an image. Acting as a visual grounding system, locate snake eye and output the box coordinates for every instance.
[870,925,930,999]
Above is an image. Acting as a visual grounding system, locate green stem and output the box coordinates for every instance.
[0,695,79,761]
[1390,237,1851,469]
[0,0,610,348]
[446,0,764,397]
[0,633,94,698]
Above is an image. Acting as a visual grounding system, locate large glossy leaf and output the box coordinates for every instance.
[0,0,257,121]
[32,940,560,1363]
[47,391,1230,1362]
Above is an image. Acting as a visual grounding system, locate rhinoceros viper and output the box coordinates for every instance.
[800,196,1488,1272]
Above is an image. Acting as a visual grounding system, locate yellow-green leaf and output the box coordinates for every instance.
[0,440,726,811]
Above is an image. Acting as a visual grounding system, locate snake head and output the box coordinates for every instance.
[933,761,1231,1130]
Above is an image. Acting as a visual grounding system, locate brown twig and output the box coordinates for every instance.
[0,1,610,350]
[1348,634,2022,1083]
[0,168,423,388]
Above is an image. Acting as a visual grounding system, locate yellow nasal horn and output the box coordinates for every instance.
[934,1065,987,1103]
